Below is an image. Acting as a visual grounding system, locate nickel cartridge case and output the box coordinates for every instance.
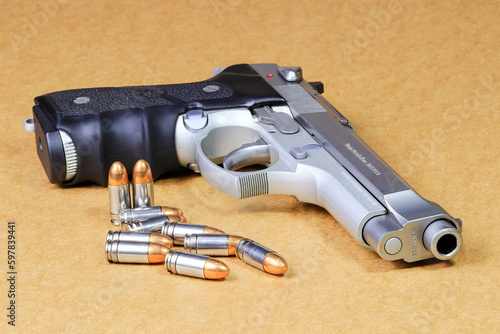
[132,160,154,208]
[164,250,229,279]
[108,162,131,225]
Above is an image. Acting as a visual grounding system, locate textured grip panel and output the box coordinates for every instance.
[33,64,286,185]
[46,81,233,116]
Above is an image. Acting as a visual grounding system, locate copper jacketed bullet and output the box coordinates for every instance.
[184,234,287,275]
[164,250,230,280]
[105,240,170,264]
[161,222,225,246]
[107,231,173,249]
[108,161,131,225]
[123,215,188,233]
[119,206,184,223]
[235,238,287,275]
[132,159,154,208]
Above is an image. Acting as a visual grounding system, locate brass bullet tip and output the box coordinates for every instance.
[203,258,230,280]
[148,243,171,263]
[149,233,174,249]
[166,214,188,224]
[161,206,184,216]
[203,226,226,234]
[132,160,153,184]
[228,235,244,256]
[108,161,129,186]
[262,252,288,275]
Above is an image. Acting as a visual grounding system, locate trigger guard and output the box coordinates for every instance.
[196,146,241,199]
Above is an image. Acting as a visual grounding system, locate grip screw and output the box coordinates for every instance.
[202,85,220,93]
[73,96,90,104]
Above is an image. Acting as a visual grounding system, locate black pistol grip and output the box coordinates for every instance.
[32,64,285,186]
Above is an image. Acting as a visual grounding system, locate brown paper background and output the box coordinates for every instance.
[0,0,499,333]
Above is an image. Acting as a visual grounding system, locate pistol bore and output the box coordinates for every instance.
[422,219,463,260]
[132,159,154,208]
[108,162,131,226]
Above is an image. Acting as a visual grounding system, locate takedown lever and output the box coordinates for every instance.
[252,106,299,134]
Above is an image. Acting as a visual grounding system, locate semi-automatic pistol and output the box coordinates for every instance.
[25,63,463,262]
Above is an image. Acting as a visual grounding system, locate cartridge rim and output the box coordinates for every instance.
[164,250,179,274]
[184,234,198,253]
[161,222,175,237]
[235,238,251,261]
[105,240,112,262]
[105,240,120,263]
[183,234,231,256]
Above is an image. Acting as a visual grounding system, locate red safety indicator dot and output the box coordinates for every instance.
[267,74,273,78]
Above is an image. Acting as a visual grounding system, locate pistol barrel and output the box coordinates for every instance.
[422,220,462,260]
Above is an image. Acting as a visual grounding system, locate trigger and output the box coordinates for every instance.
[223,142,271,171]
